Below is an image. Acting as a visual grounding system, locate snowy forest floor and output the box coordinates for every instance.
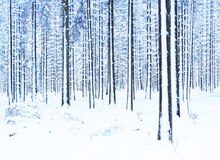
[0,89,220,160]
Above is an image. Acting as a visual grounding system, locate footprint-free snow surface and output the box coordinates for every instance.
[0,89,220,160]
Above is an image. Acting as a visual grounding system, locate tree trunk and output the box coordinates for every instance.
[166,0,173,142]
[87,0,95,109]
[157,0,173,143]
[127,0,134,111]
[157,0,162,141]
[62,0,71,107]
[175,0,180,117]
[32,0,37,102]
[8,0,13,105]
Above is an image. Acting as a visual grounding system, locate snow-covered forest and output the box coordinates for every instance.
[0,0,220,160]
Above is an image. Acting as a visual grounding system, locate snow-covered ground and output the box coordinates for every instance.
[0,89,220,160]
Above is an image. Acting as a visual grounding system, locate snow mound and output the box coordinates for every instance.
[90,119,124,138]
[5,103,40,126]
[39,106,84,135]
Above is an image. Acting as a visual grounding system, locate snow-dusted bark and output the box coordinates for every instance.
[61,0,70,107]
[32,0,37,102]
[157,0,174,143]
[126,0,134,111]
[175,0,180,117]
[107,0,116,105]
[87,0,95,109]
[8,0,13,105]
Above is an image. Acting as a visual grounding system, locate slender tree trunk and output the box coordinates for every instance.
[68,3,76,101]
[8,0,13,105]
[175,0,180,117]
[108,0,116,105]
[32,0,37,102]
[87,0,95,109]
[111,0,116,104]
[107,0,111,104]
[45,32,48,104]
[62,0,70,107]
[17,9,22,102]
[166,0,173,142]
[126,0,134,111]
[157,0,162,140]
[98,0,101,99]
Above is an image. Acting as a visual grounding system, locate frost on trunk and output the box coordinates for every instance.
[62,0,70,107]
[175,0,180,117]
[44,33,48,104]
[108,0,116,105]
[69,3,76,101]
[8,0,13,105]
[98,1,104,100]
[126,0,134,111]
[157,0,173,143]
[145,0,152,100]
[32,0,37,102]
[87,0,95,109]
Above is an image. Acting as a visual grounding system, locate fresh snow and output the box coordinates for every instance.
[0,89,220,160]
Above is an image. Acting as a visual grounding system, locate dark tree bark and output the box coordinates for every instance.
[98,1,102,99]
[107,0,111,103]
[166,0,173,142]
[175,0,181,117]
[62,0,70,107]
[8,0,13,105]
[45,32,48,104]
[108,0,116,105]
[69,3,76,101]
[126,0,134,111]
[31,0,37,102]
[111,0,116,105]
[157,0,162,141]
[18,8,22,102]
[101,2,104,100]
[87,0,95,109]
[157,0,173,143]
